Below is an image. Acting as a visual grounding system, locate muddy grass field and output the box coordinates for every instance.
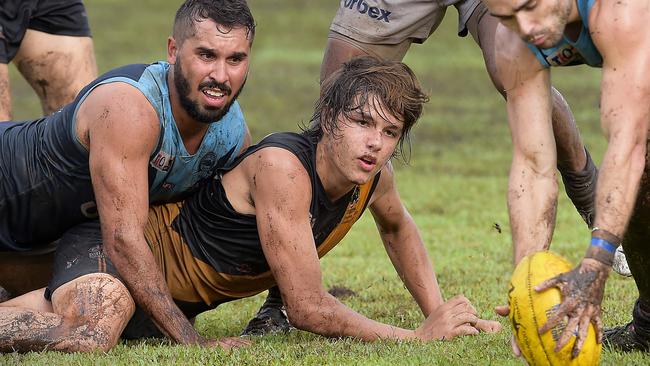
[3,0,648,364]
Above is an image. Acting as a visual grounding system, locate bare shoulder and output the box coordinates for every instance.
[243,147,312,203]
[494,23,546,91]
[76,82,159,148]
[591,0,650,51]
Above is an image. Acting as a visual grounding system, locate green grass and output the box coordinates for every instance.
[3,0,646,364]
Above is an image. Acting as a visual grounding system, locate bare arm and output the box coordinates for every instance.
[254,150,481,341]
[495,25,558,263]
[537,2,650,357]
[590,2,650,247]
[80,84,211,346]
[253,149,415,340]
[368,163,442,316]
[369,164,501,333]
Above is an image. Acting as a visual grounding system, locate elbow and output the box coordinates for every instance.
[285,302,316,331]
[284,295,334,334]
[101,227,142,260]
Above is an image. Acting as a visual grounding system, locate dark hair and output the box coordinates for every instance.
[173,0,256,44]
[303,56,429,162]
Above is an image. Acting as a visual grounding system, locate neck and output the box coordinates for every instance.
[315,141,356,202]
[167,67,210,154]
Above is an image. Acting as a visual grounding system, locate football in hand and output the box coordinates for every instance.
[508,251,601,366]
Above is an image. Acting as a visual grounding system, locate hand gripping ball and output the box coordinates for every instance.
[508,251,601,365]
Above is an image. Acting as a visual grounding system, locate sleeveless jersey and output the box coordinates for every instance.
[527,0,602,68]
[143,132,381,315]
[0,62,246,250]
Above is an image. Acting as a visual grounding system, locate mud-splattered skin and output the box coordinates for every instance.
[0,31,97,120]
[619,140,650,309]
[75,17,252,348]
[485,0,650,357]
[244,92,501,341]
[0,275,133,353]
[535,256,609,358]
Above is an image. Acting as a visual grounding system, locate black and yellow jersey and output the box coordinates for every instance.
[143,132,380,317]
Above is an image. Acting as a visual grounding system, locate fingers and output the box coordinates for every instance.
[555,314,580,352]
[539,299,575,334]
[571,314,592,358]
[475,319,502,333]
[534,275,561,292]
[494,305,510,317]
[451,312,479,327]
[452,324,480,337]
[447,295,477,316]
[593,313,604,343]
[217,336,252,350]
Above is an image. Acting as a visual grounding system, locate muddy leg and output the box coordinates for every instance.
[0,273,134,353]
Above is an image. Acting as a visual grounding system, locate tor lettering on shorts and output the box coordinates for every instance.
[342,0,392,22]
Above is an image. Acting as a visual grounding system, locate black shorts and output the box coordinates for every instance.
[0,0,92,63]
[44,221,165,339]
[44,220,210,340]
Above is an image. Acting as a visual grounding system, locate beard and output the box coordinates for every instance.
[541,0,573,47]
[173,58,246,124]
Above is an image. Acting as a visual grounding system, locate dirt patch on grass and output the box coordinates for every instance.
[328,286,357,299]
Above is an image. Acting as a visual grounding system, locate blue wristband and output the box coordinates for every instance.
[590,237,617,254]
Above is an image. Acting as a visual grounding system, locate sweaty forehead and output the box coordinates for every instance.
[186,19,251,44]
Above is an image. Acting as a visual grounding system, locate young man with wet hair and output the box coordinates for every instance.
[0,0,253,348]
[242,0,606,336]
[0,57,501,353]
[480,0,650,356]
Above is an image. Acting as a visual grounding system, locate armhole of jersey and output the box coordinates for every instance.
[70,77,164,158]
[526,44,551,68]
[225,102,246,165]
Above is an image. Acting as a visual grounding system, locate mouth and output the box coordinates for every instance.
[201,87,228,107]
[529,34,547,46]
[358,155,377,172]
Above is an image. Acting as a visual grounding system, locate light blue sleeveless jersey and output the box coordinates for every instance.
[72,62,247,203]
[527,0,602,68]
[0,62,246,250]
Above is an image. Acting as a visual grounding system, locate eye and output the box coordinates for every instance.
[227,54,247,66]
[198,52,215,61]
[384,129,399,138]
[355,118,369,127]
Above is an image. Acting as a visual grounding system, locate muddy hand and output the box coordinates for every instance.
[534,258,609,358]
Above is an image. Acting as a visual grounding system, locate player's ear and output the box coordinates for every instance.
[167,36,178,64]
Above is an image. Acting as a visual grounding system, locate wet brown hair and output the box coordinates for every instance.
[304,56,429,162]
[173,0,256,45]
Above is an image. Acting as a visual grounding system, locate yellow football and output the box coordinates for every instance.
[508,251,602,366]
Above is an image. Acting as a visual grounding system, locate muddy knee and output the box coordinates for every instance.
[51,274,135,352]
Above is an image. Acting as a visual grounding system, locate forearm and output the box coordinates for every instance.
[288,292,415,341]
[380,222,443,316]
[105,237,202,344]
[592,137,647,236]
[508,157,559,264]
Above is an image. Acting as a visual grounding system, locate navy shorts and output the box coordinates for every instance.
[0,0,92,63]
[44,220,209,340]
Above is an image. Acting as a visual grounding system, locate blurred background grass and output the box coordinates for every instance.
[4,0,642,364]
